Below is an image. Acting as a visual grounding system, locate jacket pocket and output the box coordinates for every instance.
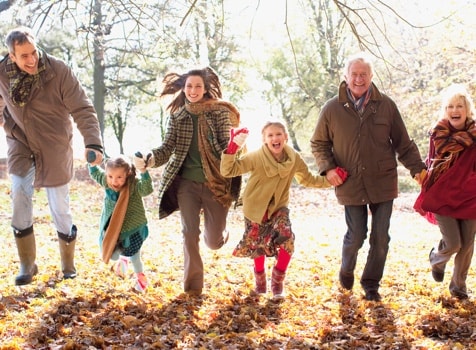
[377,158,397,172]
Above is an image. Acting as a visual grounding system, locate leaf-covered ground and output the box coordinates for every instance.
[1,164,476,349]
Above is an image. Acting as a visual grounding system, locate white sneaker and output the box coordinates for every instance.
[134,272,148,293]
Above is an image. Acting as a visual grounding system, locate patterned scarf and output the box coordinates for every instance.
[346,85,373,115]
[185,98,240,127]
[184,98,240,207]
[425,118,476,188]
[6,50,46,107]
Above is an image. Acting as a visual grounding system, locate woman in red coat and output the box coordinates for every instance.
[415,84,476,299]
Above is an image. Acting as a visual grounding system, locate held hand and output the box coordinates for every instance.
[414,169,427,185]
[85,148,103,166]
[335,166,348,182]
[133,154,147,173]
[134,152,154,173]
[226,127,249,154]
[326,167,348,187]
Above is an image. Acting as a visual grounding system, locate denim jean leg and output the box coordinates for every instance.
[11,166,35,230]
[46,184,73,234]
[341,205,369,275]
[361,200,393,292]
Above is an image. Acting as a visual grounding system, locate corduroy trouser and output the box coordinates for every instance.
[177,178,229,292]
[431,215,476,295]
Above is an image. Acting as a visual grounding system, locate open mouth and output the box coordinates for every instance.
[188,95,201,101]
[24,65,37,73]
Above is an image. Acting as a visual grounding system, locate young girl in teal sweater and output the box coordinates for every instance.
[89,155,153,292]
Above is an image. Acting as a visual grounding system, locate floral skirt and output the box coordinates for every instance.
[233,207,295,259]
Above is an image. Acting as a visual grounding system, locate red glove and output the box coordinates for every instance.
[226,127,249,154]
[335,167,348,182]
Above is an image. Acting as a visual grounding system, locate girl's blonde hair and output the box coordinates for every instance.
[261,120,289,135]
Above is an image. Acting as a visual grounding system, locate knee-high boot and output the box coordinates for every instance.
[254,269,267,294]
[271,266,286,300]
[14,225,38,286]
[58,225,77,279]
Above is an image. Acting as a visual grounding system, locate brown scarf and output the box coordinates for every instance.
[424,118,476,188]
[185,99,240,127]
[185,99,240,207]
[102,184,130,263]
[6,50,46,107]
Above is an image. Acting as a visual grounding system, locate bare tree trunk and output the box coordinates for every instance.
[92,0,106,145]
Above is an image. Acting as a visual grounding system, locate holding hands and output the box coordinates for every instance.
[133,151,155,173]
[414,168,427,185]
[226,127,249,154]
[85,148,103,166]
[326,166,348,187]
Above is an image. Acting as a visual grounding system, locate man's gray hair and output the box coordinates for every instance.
[5,26,36,54]
[343,52,374,77]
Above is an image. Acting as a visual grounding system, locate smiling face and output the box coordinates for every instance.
[262,124,288,160]
[445,96,468,130]
[184,75,206,103]
[344,60,373,99]
[9,41,39,75]
[106,167,129,192]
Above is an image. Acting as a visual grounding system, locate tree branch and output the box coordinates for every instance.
[180,0,199,26]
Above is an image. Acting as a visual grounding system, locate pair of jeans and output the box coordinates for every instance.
[341,200,393,292]
[11,165,72,234]
[177,178,229,292]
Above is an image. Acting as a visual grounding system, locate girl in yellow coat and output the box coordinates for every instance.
[221,121,346,299]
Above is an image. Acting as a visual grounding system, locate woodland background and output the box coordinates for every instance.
[0,0,475,158]
[1,1,476,349]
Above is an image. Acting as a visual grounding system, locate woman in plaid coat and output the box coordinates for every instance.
[134,67,240,295]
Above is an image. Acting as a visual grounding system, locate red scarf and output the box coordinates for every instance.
[424,118,476,189]
[414,118,476,222]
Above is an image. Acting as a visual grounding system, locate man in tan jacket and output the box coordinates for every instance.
[0,26,103,285]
